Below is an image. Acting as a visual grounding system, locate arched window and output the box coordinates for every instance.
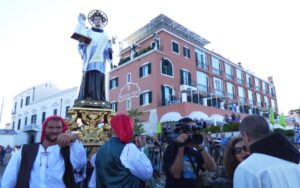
[161,58,173,76]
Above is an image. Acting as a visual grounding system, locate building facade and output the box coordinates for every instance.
[109,14,278,133]
[9,81,78,144]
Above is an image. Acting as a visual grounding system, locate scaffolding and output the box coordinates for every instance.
[124,14,210,47]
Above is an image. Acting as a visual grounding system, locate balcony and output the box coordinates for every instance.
[23,124,39,131]
[180,81,197,92]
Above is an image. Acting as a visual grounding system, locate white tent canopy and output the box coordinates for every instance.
[210,114,224,122]
[160,112,182,123]
[188,111,209,120]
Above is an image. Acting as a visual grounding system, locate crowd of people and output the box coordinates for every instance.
[1,113,300,188]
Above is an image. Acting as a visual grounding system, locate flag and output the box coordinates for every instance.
[279,113,286,127]
[157,121,162,134]
[269,108,275,125]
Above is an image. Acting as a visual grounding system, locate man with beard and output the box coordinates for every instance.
[1,115,86,188]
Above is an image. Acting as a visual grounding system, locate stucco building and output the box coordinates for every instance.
[109,14,278,133]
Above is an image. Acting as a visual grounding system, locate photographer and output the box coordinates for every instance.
[163,117,216,188]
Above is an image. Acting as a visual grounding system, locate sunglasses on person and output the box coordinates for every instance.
[233,145,247,155]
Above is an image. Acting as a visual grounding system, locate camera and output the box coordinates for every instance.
[174,122,203,145]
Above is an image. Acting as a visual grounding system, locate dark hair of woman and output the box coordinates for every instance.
[223,137,243,178]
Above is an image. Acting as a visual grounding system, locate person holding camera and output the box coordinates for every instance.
[163,117,217,188]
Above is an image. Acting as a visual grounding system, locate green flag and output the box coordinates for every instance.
[279,113,286,127]
[157,122,162,134]
[269,108,275,125]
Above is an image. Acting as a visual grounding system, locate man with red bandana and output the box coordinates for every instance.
[1,115,86,188]
[95,114,153,188]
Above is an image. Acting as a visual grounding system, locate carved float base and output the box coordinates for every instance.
[67,106,115,145]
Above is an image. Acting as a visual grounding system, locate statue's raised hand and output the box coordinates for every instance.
[78,13,86,23]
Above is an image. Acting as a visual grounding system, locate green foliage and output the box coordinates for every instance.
[127,108,144,136]
[273,128,294,138]
[222,122,240,132]
[204,126,221,133]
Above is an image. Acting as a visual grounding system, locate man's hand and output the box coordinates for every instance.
[56,133,77,147]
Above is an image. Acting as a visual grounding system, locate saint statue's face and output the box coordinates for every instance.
[93,16,103,28]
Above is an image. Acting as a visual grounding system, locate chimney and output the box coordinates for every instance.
[267,76,274,84]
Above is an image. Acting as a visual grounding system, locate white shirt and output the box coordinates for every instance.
[88,143,153,188]
[234,153,300,188]
[1,140,86,188]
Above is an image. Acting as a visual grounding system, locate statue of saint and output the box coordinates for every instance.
[72,10,113,103]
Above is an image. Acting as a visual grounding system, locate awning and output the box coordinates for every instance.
[188,111,209,120]
[160,112,182,123]
[210,114,224,122]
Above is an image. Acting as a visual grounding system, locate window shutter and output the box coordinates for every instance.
[188,72,192,85]
[116,78,119,87]
[149,91,152,103]
[139,67,142,77]
[109,80,112,89]
[148,63,151,74]
[140,94,143,105]
[161,85,165,105]
[180,70,184,84]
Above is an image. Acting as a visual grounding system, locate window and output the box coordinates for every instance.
[161,58,173,76]
[24,117,28,126]
[139,63,151,78]
[20,99,23,108]
[263,82,269,95]
[110,102,118,112]
[65,106,70,118]
[140,91,152,106]
[18,119,21,130]
[238,86,245,103]
[12,121,15,130]
[248,90,254,105]
[127,73,131,83]
[172,41,179,54]
[180,70,191,85]
[53,109,58,115]
[225,63,233,80]
[126,99,131,111]
[183,46,190,58]
[195,49,208,70]
[196,71,209,92]
[25,96,30,106]
[31,114,37,125]
[264,96,269,108]
[14,102,17,113]
[236,69,244,85]
[256,93,262,107]
[246,74,252,88]
[227,82,235,99]
[271,99,276,109]
[151,38,160,50]
[212,57,221,75]
[213,77,223,96]
[270,86,276,97]
[161,85,173,105]
[42,112,46,124]
[109,77,118,89]
[255,78,261,91]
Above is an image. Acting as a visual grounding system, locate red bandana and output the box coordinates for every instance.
[110,114,133,143]
[40,115,68,142]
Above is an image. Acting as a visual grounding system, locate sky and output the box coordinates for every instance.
[0,0,299,127]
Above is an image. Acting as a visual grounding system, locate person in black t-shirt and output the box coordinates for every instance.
[163,117,217,188]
